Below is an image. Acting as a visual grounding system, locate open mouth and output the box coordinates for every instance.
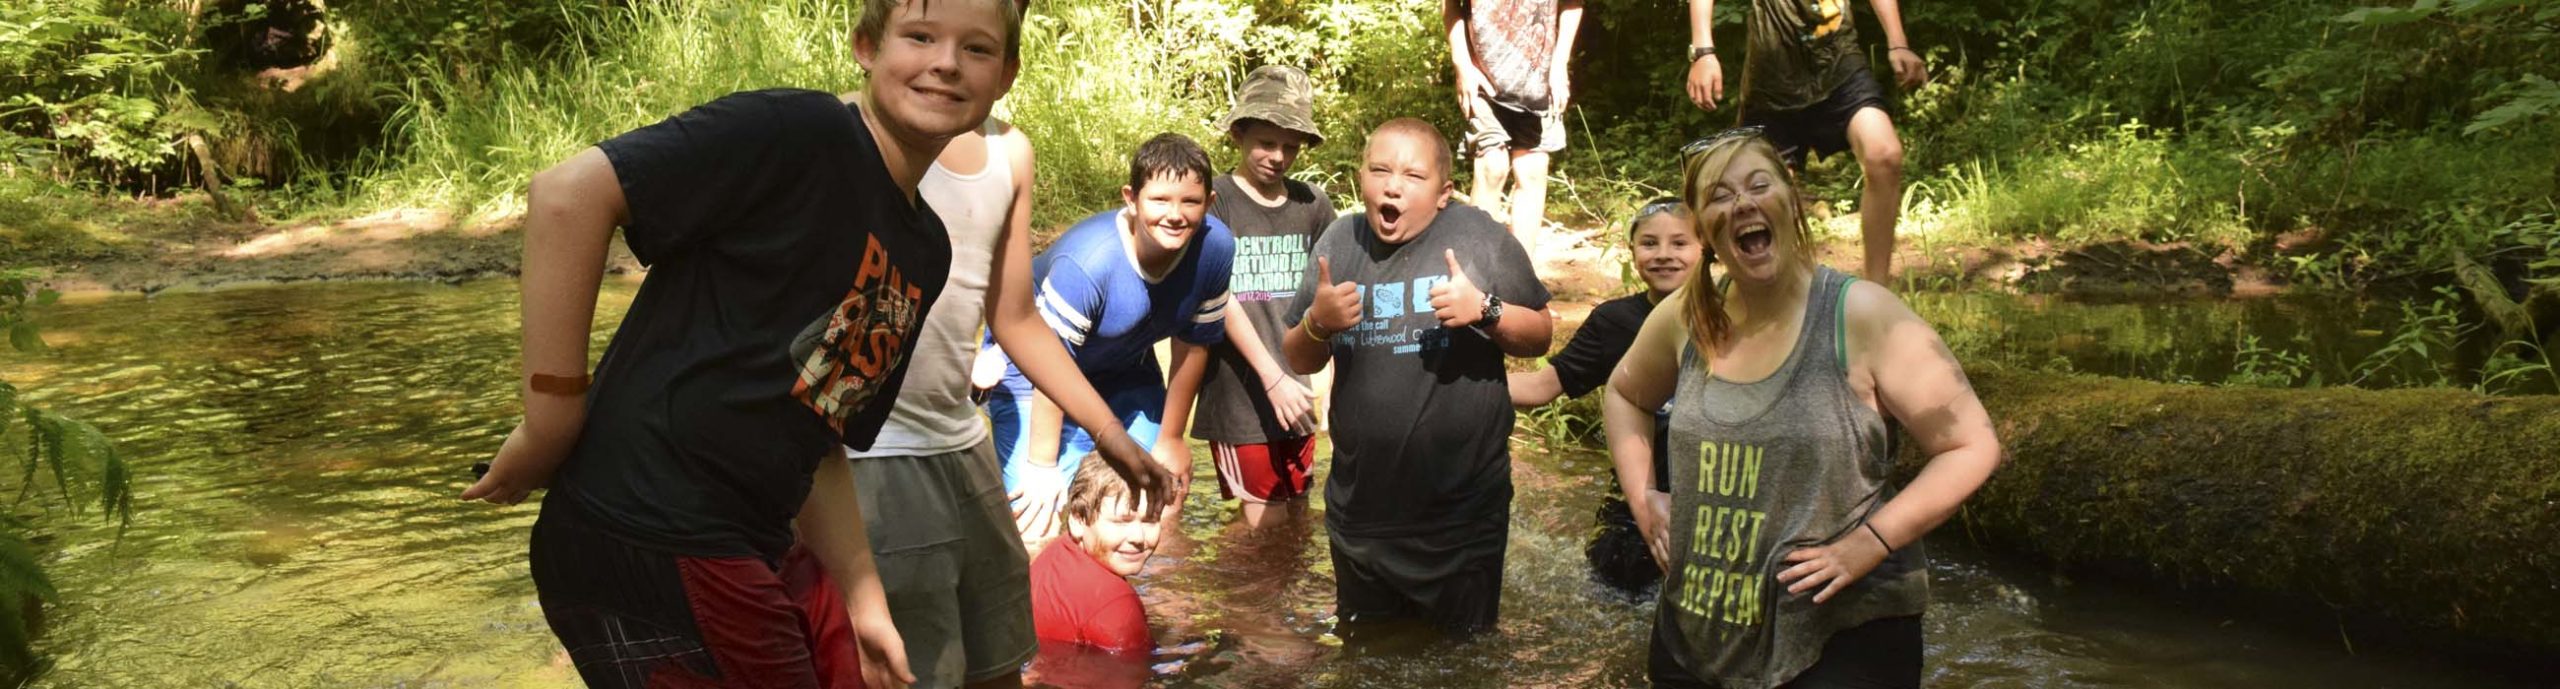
[1377,202,1405,228]
[1735,224,1774,258]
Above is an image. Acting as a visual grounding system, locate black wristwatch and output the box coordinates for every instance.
[1478,292,1506,328]
[1688,45,1717,63]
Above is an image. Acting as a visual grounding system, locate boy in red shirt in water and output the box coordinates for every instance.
[1030,456,1162,653]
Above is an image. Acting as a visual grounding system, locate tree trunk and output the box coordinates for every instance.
[1921,367,2560,651]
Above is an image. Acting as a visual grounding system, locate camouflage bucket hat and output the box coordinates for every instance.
[1219,65,1323,146]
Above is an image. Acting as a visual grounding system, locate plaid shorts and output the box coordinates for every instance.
[530,498,865,689]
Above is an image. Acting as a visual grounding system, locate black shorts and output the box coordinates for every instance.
[1330,527,1507,637]
[1647,614,1922,689]
[1740,65,1893,170]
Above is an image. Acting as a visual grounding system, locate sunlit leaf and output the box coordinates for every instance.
[2465,75,2560,136]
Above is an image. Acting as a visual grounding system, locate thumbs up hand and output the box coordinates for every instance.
[1429,249,1488,328]
[1307,256,1365,336]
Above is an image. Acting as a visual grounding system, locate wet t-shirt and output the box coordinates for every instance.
[1193,175,1333,444]
[554,89,950,560]
[1030,538,1152,653]
[1289,204,1550,538]
[1746,0,1869,112]
[1659,267,1924,688]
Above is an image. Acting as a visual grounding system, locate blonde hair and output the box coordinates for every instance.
[1676,137,1816,356]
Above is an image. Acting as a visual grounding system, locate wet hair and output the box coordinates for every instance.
[1367,118,1452,180]
[1063,456,1138,525]
[1627,196,1694,245]
[856,0,1026,63]
[1127,132,1214,193]
[1677,136,1814,355]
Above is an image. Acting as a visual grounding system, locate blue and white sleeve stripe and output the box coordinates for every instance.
[1191,291,1230,325]
[1036,278,1095,346]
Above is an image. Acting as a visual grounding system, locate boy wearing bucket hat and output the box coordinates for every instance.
[1192,65,1336,529]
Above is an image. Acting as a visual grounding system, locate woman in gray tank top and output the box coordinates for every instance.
[1599,130,2002,689]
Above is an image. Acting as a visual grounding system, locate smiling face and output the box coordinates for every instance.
[1630,211,1704,298]
[1068,492,1161,577]
[1357,128,1454,245]
[1692,143,1809,286]
[1121,172,1213,263]
[1231,120,1312,191]
[852,0,1020,146]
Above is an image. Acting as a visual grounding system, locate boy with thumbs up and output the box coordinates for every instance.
[1283,118,1552,637]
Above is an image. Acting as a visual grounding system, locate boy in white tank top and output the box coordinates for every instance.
[842,115,1176,689]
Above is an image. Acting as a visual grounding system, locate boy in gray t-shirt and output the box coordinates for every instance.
[1193,65,1334,529]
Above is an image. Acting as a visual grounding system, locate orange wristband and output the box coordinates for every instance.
[529,373,591,396]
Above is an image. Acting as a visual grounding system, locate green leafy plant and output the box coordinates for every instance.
[2348,286,2470,388]
[0,269,133,681]
[2226,334,2315,388]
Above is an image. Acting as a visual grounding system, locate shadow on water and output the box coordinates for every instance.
[0,279,2543,686]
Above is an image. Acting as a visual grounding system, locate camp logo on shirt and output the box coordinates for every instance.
[1342,274,1455,356]
[791,234,928,434]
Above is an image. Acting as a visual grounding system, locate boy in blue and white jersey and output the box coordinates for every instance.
[985,132,1236,549]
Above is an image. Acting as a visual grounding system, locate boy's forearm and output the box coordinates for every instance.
[1508,368,1564,408]
[1159,342,1211,451]
[1484,304,1555,358]
[1221,301,1290,384]
[1554,0,1585,66]
[1444,0,1477,74]
[1029,387,1067,468]
[518,149,624,453]
[1283,320,1335,375]
[1689,0,1717,48]
[1868,0,1911,47]
[796,449,886,606]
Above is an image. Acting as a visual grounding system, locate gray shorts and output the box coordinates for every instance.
[850,439,1035,688]
[1465,91,1566,155]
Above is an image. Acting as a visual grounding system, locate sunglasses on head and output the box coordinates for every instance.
[1679,126,1768,162]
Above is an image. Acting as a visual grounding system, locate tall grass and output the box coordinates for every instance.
[363,1,868,216]
[361,0,1449,230]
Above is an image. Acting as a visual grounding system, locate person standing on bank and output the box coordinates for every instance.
[1285,119,1553,636]
[1445,0,1583,249]
[1193,65,1334,530]
[1603,131,1997,687]
[1683,0,1924,283]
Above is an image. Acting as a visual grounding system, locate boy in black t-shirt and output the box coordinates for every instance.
[1283,119,1554,636]
[459,0,1164,686]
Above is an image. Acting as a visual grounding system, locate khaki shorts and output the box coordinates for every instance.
[850,439,1035,688]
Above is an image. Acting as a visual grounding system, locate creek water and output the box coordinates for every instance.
[0,279,2534,687]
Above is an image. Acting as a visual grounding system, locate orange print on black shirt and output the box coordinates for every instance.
[791,233,926,435]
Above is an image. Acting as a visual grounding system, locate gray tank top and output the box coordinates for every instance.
[1658,266,1927,688]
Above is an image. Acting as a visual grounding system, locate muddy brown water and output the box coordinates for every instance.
[0,279,2535,687]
